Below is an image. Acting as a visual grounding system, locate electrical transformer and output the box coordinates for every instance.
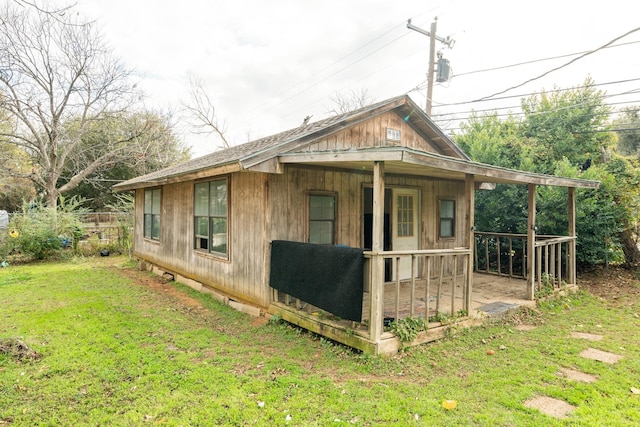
[436,57,450,83]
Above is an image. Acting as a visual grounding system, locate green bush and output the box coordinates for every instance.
[0,197,87,261]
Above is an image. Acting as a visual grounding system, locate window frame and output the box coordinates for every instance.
[194,177,229,259]
[143,188,161,241]
[438,198,456,240]
[386,127,401,141]
[307,192,337,245]
[396,193,415,238]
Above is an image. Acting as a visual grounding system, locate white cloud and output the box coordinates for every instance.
[72,0,640,155]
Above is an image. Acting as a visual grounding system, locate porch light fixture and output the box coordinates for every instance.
[477,182,496,190]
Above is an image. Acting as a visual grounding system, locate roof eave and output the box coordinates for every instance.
[277,147,600,189]
[113,161,243,192]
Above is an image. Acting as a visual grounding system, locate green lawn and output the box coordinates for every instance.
[1,257,639,426]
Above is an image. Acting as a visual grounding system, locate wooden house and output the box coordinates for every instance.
[114,94,599,354]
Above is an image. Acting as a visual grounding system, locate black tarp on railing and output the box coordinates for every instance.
[270,240,364,322]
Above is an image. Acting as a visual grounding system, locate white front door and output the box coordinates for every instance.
[392,188,420,280]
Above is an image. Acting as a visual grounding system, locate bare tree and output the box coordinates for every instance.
[327,88,375,116]
[13,0,75,22]
[0,3,148,207]
[182,73,230,150]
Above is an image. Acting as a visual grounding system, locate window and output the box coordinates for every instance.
[144,188,161,240]
[194,179,228,257]
[309,194,335,244]
[386,127,401,141]
[396,194,414,237]
[439,199,455,239]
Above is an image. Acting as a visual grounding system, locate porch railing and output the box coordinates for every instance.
[474,232,527,278]
[474,232,576,291]
[364,248,472,340]
[534,235,576,289]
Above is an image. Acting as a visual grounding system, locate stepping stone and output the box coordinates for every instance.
[477,301,519,316]
[570,332,603,341]
[558,367,598,383]
[579,348,623,364]
[524,396,575,419]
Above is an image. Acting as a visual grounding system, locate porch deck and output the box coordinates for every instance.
[269,271,537,354]
[364,272,535,322]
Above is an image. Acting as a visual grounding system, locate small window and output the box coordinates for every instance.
[194,178,228,257]
[144,188,161,240]
[386,128,401,141]
[309,194,335,244]
[439,199,455,239]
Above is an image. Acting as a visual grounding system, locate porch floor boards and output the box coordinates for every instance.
[362,272,535,322]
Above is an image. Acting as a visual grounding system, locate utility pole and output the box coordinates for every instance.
[407,18,454,116]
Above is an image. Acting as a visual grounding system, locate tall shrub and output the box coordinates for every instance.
[1,197,86,261]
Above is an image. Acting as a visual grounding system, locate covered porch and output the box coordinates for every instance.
[268,148,598,354]
[269,239,567,355]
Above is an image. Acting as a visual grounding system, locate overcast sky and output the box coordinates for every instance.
[72,0,640,156]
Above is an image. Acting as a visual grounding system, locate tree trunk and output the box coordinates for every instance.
[620,227,640,267]
[45,186,58,209]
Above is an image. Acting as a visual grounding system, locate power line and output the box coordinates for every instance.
[452,40,640,79]
[575,127,640,134]
[237,22,409,123]
[433,101,640,124]
[434,99,640,134]
[430,78,640,116]
[473,26,640,101]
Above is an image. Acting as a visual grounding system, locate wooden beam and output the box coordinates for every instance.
[568,187,576,285]
[278,147,600,189]
[245,158,283,174]
[527,184,536,300]
[465,174,475,312]
[369,161,385,342]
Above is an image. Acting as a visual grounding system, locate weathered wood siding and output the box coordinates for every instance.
[133,163,468,310]
[298,112,439,153]
[133,172,269,306]
[266,165,467,252]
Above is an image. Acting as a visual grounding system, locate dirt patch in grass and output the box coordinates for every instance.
[0,338,42,361]
[116,266,204,311]
[578,265,640,306]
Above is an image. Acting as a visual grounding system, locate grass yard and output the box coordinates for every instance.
[1,256,640,426]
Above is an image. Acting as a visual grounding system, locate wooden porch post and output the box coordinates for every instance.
[527,184,537,300]
[369,161,385,342]
[465,174,475,312]
[568,187,576,285]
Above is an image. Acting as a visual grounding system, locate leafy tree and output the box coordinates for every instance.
[60,111,190,211]
[520,78,614,174]
[598,156,640,265]
[455,79,640,266]
[456,113,523,169]
[455,113,529,234]
[613,107,640,157]
[0,3,155,208]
